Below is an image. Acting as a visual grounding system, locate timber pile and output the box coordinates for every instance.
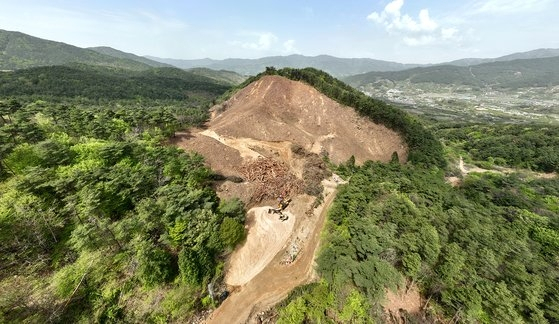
[238,157,303,203]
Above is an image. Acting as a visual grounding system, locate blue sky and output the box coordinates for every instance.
[1,0,558,63]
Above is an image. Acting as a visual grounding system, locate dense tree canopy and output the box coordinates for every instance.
[278,141,559,323]
[0,98,245,322]
[436,123,559,173]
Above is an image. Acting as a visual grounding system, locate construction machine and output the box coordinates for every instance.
[268,196,291,221]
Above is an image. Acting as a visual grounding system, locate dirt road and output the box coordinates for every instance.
[226,207,295,286]
[206,185,338,324]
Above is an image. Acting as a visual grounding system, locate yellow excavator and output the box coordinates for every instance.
[268,196,291,221]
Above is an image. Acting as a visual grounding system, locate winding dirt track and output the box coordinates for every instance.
[206,187,338,324]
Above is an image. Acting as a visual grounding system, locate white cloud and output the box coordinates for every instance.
[367,0,437,33]
[441,27,459,40]
[283,39,298,54]
[232,32,278,51]
[385,0,404,16]
[473,0,552,14]
[367,0,460,47]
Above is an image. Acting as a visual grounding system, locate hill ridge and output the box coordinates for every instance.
[344,56,559,89]
[0,29,152,70]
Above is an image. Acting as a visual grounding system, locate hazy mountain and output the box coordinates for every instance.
[186,67,247,86]
[146,54,420,77]
[497,48,559,61]
[146,57,217,70]
[444,48,559,66]
[0,29,152,70]
[3,28,559,82]
[149,49,559,77]
[345,56,559,89]
[88,46,171,68]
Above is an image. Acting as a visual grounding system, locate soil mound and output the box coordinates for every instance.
[226,206,295,286]
[209,75,407,164]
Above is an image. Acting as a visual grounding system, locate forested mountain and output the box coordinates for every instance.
[447,48,559,66]
[146,54,420,77]
[0,64,230,102]
[0,29,152,70]
[148,49,559,77]
[185,67,247,86]
[344,56,559,89]
[88,46,171,68]
[3,29,558,79]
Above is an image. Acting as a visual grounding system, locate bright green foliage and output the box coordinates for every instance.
[308,160,559,322]
[0,96,245,322]
[4,143,42,173]
[277,297,307,324]
[402,252,421,278]
[178,248,201,285]
[277,282,372,324]
[135,241,173,287]
[219,217,246,249]
[277,282,335,324]
[437,243,467,287]
[339,290,370,323]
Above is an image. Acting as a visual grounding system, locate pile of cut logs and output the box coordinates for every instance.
[238,157,303,203]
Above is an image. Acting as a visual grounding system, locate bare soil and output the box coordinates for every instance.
[446,156,557,187]
[226,207,295,286]
[170,75,409,323]
[208,75,407,165]
[206,180,338,324]
[383,283,422,323]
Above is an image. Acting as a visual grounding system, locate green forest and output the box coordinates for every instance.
[0,65,230,103]
[436,124,559,173]
[278,160,559,323]
[1,66,559,323]
[0,96,248,322]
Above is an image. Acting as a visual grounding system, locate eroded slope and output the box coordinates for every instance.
[209,75,407,165]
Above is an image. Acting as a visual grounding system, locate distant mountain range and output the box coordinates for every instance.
[146,49,559,78]
[445,48,559,66]
[2,29,559,88]
[344,56,559,89]
[145,54,420,77]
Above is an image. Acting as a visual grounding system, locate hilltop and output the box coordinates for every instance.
[173,73,408,323]
[175,74,407,186]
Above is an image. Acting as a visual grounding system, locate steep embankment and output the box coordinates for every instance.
[204,75,406,165]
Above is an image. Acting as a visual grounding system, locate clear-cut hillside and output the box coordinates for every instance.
[209,75,407,165]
